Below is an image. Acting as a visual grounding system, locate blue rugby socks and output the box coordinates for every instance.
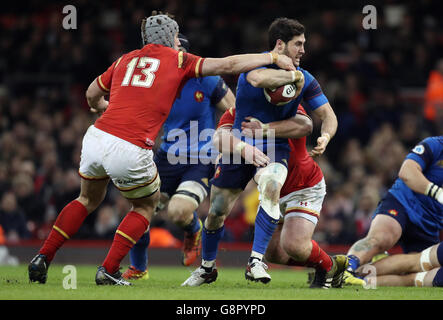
[129,230,150,271]
[201,225,224,270]
[251,206,279,259]
[183,211,201,235]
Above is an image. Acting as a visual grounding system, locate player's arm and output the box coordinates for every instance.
[309,102,337,157]
[85,79,109,115]
[241,112,313,139]
[215,87,236,112]
[399,159,443,204]
[213,127,270,168]
[246,68,303,89]
[213,109,270,167]
[86,56,122,115]
[201,52,295,77]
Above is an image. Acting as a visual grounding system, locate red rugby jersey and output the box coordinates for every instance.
[217,106,323,197]
[94,44,204,149]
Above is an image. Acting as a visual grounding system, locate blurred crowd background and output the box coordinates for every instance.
[0,0,442,253]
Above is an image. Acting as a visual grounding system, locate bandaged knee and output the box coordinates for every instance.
[256,163,287,220]
[174,181,207,207]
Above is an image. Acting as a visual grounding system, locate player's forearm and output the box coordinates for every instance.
[312,103,337,141]
[216,90,236,112]
[213,128,239,154]
[202,52,294,76]
[248,69,295,88]
[319,112,337,141]
[268,114,313,139]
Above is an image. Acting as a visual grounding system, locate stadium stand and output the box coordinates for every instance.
[0,1,442,260]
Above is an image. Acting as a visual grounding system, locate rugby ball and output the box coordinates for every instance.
[263,83,297,106]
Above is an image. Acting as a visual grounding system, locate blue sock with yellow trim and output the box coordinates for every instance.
[129,230,150,271]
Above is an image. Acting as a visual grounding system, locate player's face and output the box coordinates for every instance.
[283,34,305,67]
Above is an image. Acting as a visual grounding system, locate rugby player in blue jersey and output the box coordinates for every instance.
[121,34,236,280]
[344,136,443,285]
[182,17,346,287]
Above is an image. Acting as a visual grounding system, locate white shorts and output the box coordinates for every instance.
[79,125,160,199]
[279,178,326,225]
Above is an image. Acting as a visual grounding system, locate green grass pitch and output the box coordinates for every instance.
[0,264,441,300]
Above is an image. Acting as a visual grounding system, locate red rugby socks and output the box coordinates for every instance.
[288,240,333,271]
[102,211,149,274]
[39,200,88,262]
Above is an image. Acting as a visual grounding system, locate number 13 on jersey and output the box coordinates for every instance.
[121,57,160,88]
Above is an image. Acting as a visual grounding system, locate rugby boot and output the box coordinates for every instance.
[28,254,49,284]
[310,254,349,289]
[122,266,150,280]
[181,266,218,287]
[245,259,271,284]
[95,266,132,286]
[182,219,203,266]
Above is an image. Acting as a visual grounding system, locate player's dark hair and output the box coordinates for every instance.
[268,18,305,50]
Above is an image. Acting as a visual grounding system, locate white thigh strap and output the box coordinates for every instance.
[420,247,433,271]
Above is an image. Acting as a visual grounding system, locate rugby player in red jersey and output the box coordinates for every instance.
[207,106,348,289]
[28,11,297,286]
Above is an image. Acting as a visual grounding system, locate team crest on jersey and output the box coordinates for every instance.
[388,209,398,216]
[194,91,204,102]
[412,144,425,155]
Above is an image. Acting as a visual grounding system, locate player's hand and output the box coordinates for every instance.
[293,70,305,98]
[309,133,330,157]
[90,100,109,116]
[242,143,270,167]
[276,54,296,71]
[241,117,269,138]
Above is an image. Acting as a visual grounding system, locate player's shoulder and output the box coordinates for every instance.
[409,136,443,163]
[200,75,221,87]
[415,136,443,151]
[422,135,443,145]
[298,66,315,83]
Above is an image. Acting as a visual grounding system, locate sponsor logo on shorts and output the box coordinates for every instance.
[388,209,398,216]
